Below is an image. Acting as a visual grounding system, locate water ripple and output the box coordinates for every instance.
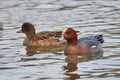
[0,0,120,80]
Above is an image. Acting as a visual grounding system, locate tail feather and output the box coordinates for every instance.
[94,35,104,44]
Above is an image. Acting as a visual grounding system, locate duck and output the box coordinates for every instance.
[17,22,66,46]
[62,28,104,55]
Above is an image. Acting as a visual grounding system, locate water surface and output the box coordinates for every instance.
[0,0,120,80]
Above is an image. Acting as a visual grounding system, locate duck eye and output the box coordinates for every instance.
[65,31,70,34]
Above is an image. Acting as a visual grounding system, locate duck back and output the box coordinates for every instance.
[77,35,104,53]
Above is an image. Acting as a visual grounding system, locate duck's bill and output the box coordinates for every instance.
[16,29,22,33]
[76,31,80,33]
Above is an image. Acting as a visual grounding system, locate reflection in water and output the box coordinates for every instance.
[25,45,65,56]
[63,52,103,80]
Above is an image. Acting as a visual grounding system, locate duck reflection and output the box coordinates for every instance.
[25,45,65,56]
[63,52,103,80]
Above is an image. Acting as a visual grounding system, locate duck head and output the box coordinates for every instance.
[62,28,77,46]
[17,22,36,38]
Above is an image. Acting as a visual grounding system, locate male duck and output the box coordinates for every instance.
[17,22,66,46]
[62,28,104,55]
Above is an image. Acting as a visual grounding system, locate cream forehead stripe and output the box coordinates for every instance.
[62,28,68,35]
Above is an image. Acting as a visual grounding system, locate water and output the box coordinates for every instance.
[0,0,120,80]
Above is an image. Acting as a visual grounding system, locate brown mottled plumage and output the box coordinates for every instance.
[17,22,66,46]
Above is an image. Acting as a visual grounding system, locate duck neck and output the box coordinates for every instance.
[26,31,36,39]
[67,37,77,46]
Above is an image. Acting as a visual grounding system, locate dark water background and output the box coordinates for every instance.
[0,0,120,80]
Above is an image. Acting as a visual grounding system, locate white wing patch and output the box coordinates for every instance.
[91,45,97,48]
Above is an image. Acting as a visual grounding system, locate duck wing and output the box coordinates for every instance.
[36,31,62,40]
[77,35,104,45]
[77,35,104,48]
[77,35,104,53]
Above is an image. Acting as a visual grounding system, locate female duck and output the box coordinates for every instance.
[17,22,66,46]
[62,28,104,55]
